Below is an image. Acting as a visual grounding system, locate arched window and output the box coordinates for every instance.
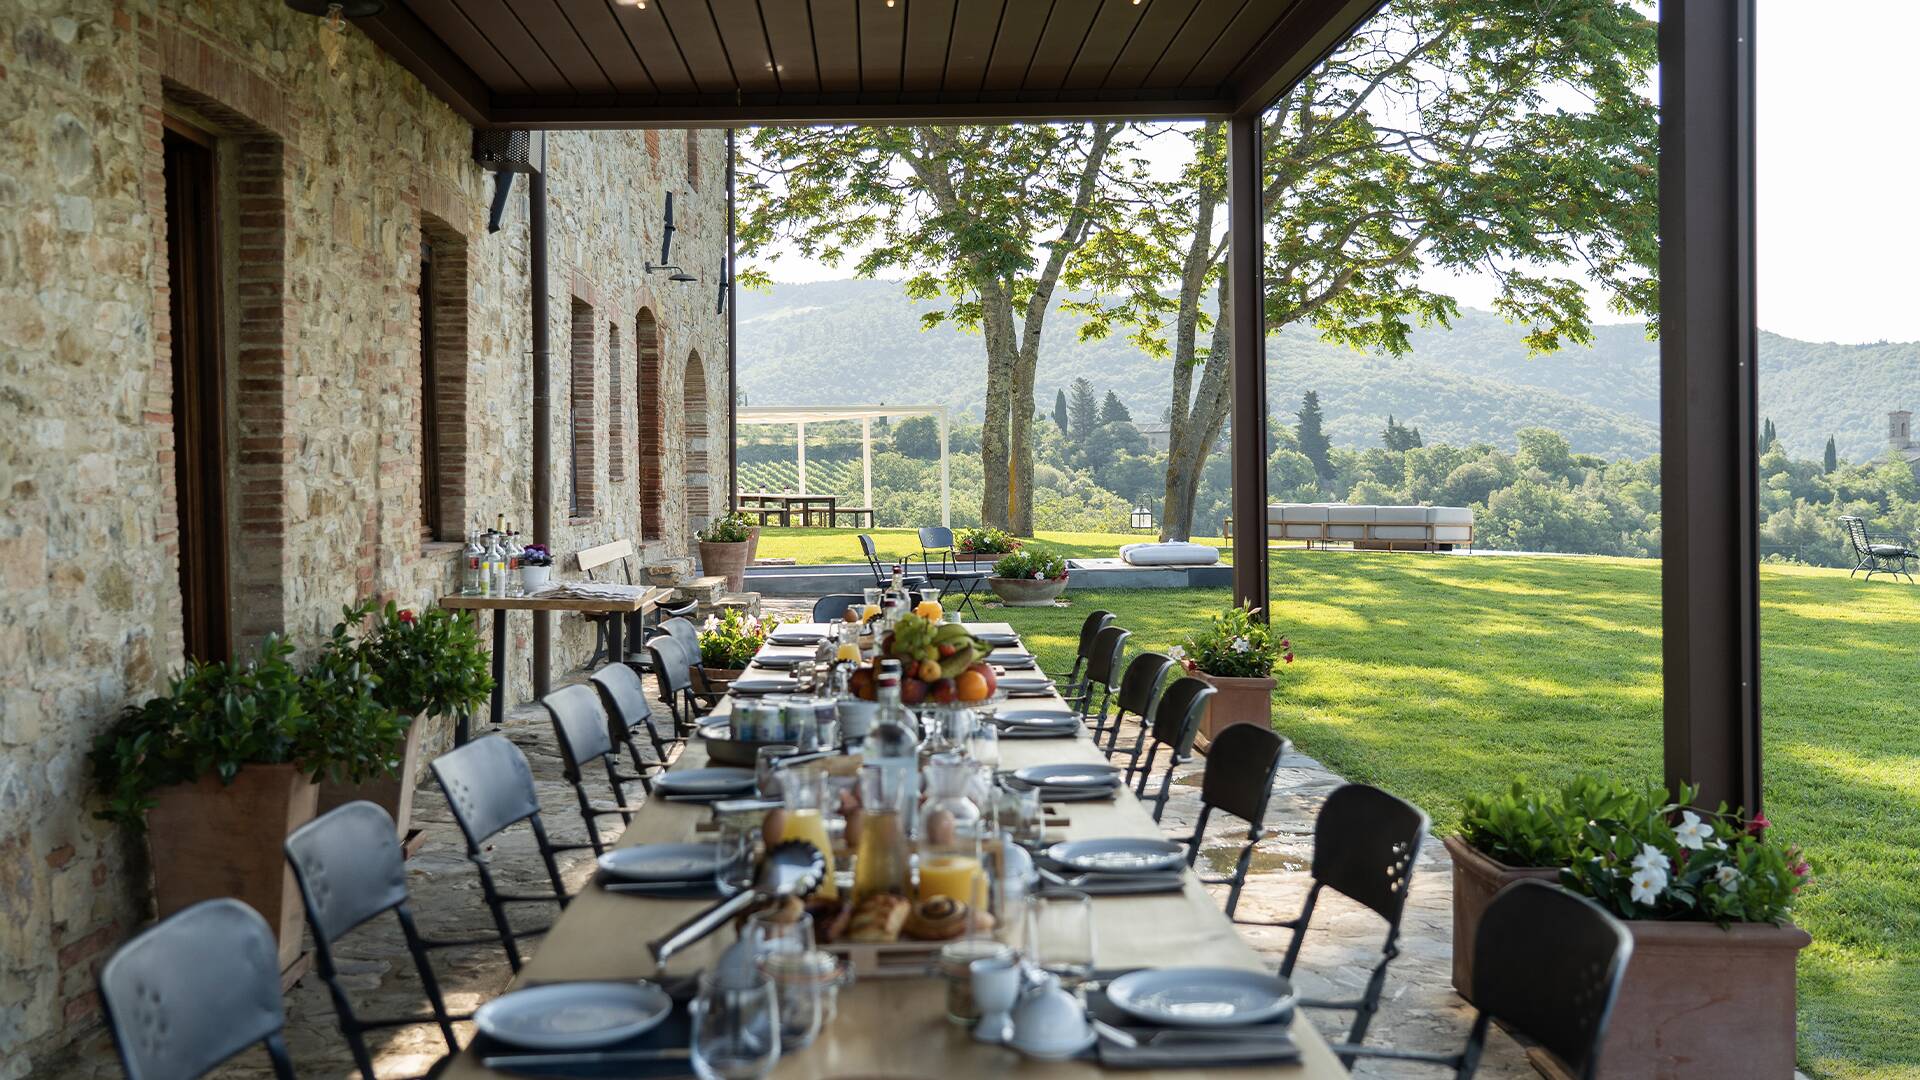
[569,298,597,518]
[683,349,710,539]
[636,308,664,540]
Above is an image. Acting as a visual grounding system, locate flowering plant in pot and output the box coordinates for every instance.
[697,511,758,591]
[696,609,782,684]
[1168,603,1292,744]
[957,526,1021,557]
[89,635,404,966]
[315,599,493,836]
[520,542,554,592]
[1451,775,1811,1079]
[987,546,1069,606]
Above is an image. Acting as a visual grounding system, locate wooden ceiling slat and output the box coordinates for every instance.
[554,0,655,94]
[858,0,907,94]
[1023,0,1100,91]
[656,0,736,94]
[511,0,615,93]
[810,0,861,93]
[1183,0,1287,90]
[610,5,699,93]
[1102,0,1202,89]
[407,0,530,94]
[941,0,1005,94]
[899,0,955,93]
[709,0,780,94]
[980,0,1052,92]
[758,0,820,93]
[1142,0,1249,89]
[1060,0,1149,90]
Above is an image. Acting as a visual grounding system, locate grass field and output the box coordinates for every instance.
[987,551,1919,1080]
[752,527,1231,566]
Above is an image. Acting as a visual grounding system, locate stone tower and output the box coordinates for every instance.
[1892,410,1914,452]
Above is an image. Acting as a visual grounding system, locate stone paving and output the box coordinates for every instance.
[42,597,1533,1080]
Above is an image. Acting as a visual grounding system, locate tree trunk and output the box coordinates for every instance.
[1009,334,1038,536]
[979,279,1019,530]
[1161,278,1234,540]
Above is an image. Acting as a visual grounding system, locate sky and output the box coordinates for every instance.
[751,2,1920,346]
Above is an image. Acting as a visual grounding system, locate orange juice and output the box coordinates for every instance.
[779,808,838,900]
[862,604,881,623]
[917,852,985,907]
[836,642,861,663]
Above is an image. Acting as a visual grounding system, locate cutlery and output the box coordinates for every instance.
[1091,1018,1139,1049]
[1144,1029,1296,1046]
[480,1048,691,1069]
[1040,867,1183,889]
[601,879,715,895]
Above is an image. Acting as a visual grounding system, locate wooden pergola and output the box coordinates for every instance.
[358,0,1763,814]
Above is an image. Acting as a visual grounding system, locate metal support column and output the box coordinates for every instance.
[530,140,551,697]
[1659,0,1762,815]
[1227,112,1270,617]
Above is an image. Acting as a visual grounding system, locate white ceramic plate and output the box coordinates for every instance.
[1013,763,1121,789]
[1105,968,1295,1029]
[1047,838,1187,875]
[728,678,800,694]
[596,842,725,882]
[653,767,756,795]
[473,982,674,1049]
[990,651,1038,669]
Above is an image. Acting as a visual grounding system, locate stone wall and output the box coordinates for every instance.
[0,0,729,1068]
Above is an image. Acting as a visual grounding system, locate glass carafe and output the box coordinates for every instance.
[918,753,987,908]
[777,766,838,901]
[852,764,912,902]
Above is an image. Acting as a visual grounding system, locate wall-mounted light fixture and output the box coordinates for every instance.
[658,191,677,266]
[285,0,384,33]
[716,256,729,315]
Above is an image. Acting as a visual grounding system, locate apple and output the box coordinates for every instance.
[937,643,958,658]
[900,678,930,706]
[931,678,959,704]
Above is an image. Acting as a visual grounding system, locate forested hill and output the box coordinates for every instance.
[737,278,1918,461]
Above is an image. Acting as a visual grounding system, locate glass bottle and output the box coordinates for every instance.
[461,524,484,595]
[918,752,987,908]
[861,660,919,833]
[852,763,911,903]
[503,523,524,597]
[486,530,508,597]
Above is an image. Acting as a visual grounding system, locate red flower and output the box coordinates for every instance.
[1282,652,1295,664]
[1747,812,1770,836]
[398,609,417,625]
[1790,861,1810,878]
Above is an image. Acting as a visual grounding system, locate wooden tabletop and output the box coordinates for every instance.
[437,585,670,614]
[444,625,1343,1078]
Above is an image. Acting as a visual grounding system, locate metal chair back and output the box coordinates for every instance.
[1471,882,1632,1080]
[1181,722,1290,917]
[542,683,641,854]
[657,616,701,664]
[590,660,672,764]
[858,534,886,583]
[1102,650,1175,757]
[1078,624,1131,735]
[813,593,866,623]
[98,899,294,1080]
[285,802,459,1075]
[1050,609,1114,693]
[1129,676,1216,821]
[1840,515,1870,556]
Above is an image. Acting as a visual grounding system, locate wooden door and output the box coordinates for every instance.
[163,125,232,663]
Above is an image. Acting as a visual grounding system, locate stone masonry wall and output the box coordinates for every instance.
[0,0,729,1068]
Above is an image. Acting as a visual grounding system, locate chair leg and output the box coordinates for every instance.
[1149,762,1179,824]
[397,905,462,1056]
[1129,741,1160,792]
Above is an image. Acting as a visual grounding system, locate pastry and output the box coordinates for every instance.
[846,894,911,942]
[903,896,970,941]
[805,897,853,943]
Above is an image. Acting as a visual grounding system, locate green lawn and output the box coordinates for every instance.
[751,527,1231,567]
[991,551,1920,1080]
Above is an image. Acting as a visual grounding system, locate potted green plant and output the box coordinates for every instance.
[956,526,1020,568]
[1169,603,1293,746]
[89,636,405,969]
[1451,776,1812,1080]
[315,600,492,839]
[696,609,782,687]
[986,546,1069,606]
[697,510,758,592]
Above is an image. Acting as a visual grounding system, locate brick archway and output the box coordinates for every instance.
[636,308,664,541]
[683,349,710,542]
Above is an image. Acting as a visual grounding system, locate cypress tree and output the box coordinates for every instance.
[1297,390,1333,480]
[1053,389,1070,434]
[1824,435,1839,473]
[1099,390,1132,424]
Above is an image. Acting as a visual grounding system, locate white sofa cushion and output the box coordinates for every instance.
[1432,526,1473,541]
[1374,525,1431,540]
[1328,505,1380,523]
[1119,542,1222,567]
[1280,505,1331,523]
[1373,505,1428,525]
[1427,505,1474,525]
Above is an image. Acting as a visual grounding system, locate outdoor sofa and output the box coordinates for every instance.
[1265,503,1475,551]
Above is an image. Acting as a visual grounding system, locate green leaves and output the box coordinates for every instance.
[991,546,1067,581]
[1176,603,1293,680]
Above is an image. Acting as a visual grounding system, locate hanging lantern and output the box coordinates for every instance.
[1130,502,1155,531]
[285,0,384,32]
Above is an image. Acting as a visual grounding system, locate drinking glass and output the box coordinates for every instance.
[1028,890,1096,991]
[755,744,799,798]
[715,820,759,897]
[967,720,1000,770]
[995,785,1044,847]
[690,969,781,1080]
[743,909,816,960]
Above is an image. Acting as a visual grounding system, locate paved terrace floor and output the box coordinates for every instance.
[42,597,1534,1080]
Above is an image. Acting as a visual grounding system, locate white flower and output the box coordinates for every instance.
[703,615,719,632]
[1167,645,1186,660]
[1230,636,1251,653]
[1630,844,1670,875]
[1714,865,1743,890]
[1628,866,1668,905]
[1674,811,1713,851]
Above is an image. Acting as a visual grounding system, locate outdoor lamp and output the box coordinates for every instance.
[1131,504,1154,531]
[285,0,383,32]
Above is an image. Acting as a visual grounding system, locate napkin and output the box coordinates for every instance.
[998,723,1082,740]
[1086,984,1299,1069]
[596,873,725,901]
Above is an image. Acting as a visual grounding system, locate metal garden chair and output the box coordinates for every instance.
[98,898,295,1080]
[1243,783,1428,1065]
[1840,515,1917,581]
[917,526,985,617]
[812,592,867,623]
[589,660,675,775]
[284,802,465,1078]
[1125,676,1216,822]
[427,735,582,972]
[542,683,650,854]
[1331,881,1632,1080]
[646,616,727,710]
[647,635,713,738]
[1099,650,1177,759]
[1179,721,1291,917]
[1046,609,1114,700]
[1071,624,1130,739]
[858,533,928,593]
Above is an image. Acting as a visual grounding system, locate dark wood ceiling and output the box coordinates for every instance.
[360,0,1381,127]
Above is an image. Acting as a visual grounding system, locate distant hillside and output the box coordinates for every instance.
[737,279,1917,462]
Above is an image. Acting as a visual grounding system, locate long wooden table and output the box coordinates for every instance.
[446,623,1343,1078]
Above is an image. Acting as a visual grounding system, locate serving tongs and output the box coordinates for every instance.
[647,839,825,969]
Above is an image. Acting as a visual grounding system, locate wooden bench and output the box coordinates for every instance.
[831,506,875,527]
[578,539,647,668]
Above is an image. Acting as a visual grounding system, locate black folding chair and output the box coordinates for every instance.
[648,616,727,709]
[1099,650,1176,759]
[427,735,583,972]
[647,635,712,738]
[542,683,648,854]
[812,592,866,623]
[590,661,676,773]
[1240,784,1428,1064]
[285,802,465,1078]
[915,527,985,618]
[1047,609,1114,700]
[98,898,295,1080]
[1332,881,1632,1080]
[1180,722,1291,917]
[918,526,958,575]
[858,533,928,593]
[1126,676,1216,822]
[1071,625,1130,738]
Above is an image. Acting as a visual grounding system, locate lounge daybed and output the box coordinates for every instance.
[1265,503,1475,551]
[1118,541,1224,567]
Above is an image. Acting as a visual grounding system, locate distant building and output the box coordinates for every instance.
[1138,423,1172,452]
[1891,410,1920,473]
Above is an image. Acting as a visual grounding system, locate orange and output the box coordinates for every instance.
[955,669,990,702]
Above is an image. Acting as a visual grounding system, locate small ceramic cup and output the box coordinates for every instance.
[970,954,1023,1044]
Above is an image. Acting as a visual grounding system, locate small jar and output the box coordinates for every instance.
[938,939,1015,1024]
[759,948,849,1050]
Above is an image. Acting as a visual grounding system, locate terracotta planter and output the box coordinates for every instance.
[1191,669,1276,747]
[987,575,1068,607]
[1442,835,1560,1004]
[699,539,752,592]
[745,526,762,565]
[146,762,319,971]
[1530,919,1812,1080]
[317,716,426,840]
[700,667,745,693]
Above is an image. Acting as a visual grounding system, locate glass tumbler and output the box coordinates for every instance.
[690,969,781,1080]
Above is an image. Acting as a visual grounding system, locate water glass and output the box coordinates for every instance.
[1028,890,1096,990]
[743,909,815,960]
[690,969,781,1080]
[967,720,1000,770]
[715,820,759,897]
[755,744,799,798]
[995,785,1044,847]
